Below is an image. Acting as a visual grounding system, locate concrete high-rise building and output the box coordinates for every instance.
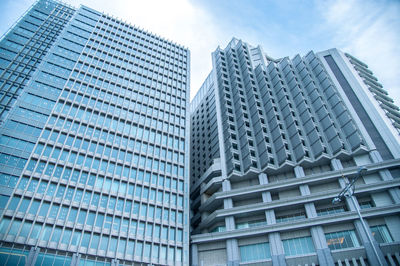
[190,38,400,266]
[0,0,190,265]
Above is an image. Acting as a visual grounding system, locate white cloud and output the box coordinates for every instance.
[318,0,400,106]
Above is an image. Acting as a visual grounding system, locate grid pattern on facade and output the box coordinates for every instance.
[189,38,400,266]
[0,0,190,265]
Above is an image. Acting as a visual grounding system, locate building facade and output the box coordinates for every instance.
[0,0,190,265]
[190,38,400,266]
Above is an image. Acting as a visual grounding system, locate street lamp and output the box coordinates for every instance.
[332,166,385,266]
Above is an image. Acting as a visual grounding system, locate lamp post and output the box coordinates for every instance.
[332,166,385,266]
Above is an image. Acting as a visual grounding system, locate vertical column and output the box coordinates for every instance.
[331,159,387,266]
[26,247,39,266]
[222,179,239,266]
[71,253,80,266]
[379,169,400,203]
[191,244,199,266]
[294,166,335,266]
[259,173,286,266]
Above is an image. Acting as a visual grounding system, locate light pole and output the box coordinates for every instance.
[332,166,385,266]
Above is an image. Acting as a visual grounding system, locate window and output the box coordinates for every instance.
[325,230,360,250]
[239,242,270,262]
[316,205,345,216]
[100,236,108,251]
[276,212,306,223]
[62,229,72,245]
[236,220,267,229]
[370,225,393,244]
[283,236,315,256]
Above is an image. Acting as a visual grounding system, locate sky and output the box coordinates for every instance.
[1,0,399,105]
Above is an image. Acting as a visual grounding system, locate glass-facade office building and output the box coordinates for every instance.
[0,0,190,265]
[190,38,400,266]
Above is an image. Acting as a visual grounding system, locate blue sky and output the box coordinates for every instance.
[1,0,399,105]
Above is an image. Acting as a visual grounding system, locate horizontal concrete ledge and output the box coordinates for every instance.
[190,160,222,195]
[191,204,400,243]
[196,178,400,230]
[199,158,400,212]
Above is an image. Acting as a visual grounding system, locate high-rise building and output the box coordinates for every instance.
[0,0,190,265]
[190,38,400,266]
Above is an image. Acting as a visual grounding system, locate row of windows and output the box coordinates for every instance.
[36,71,67,86]
[75,51,186,99]
[27,143,184,186]
[86,34,186,71]
[0,173,19,189]
[47,116,184,156]
[59,90,185,130]
[0,219,183,261]
[40,129,184,163]
[0,68,29,85]
[95,18,186,58]
[0,134,35,153]
[53,44,80,62]
[94,23,186,62]
[0,81,21,94]
[49,109,185,151]
[5,196,183,231]
[0,152,27,169]
[239,227,393,262]
[14,106,49,122]
[30,141,185,178]
[68,72,186,113]
[85,40,186,78]
[77,50,186,91]
[23,92,56,110]
[17,173,184,207]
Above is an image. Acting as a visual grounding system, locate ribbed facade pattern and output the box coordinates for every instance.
[214,40,366,176]
[0,1,190,265]
[190,38,400,266]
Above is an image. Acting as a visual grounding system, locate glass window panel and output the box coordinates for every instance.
[51,227,61,242]
[31,223,42,239]
[135,242,143,257]
[18,198,30,213]
[71,231,81,246]
[325,230,360,250]
[90,234,100,249]
[28,200,40,214]
[41,225,52,240]
[81,232,90,248]
[39,203,50,217]
[58,207,68,220]
[68,208,77,222]
[49,204,59,219]
[109,237,117,252]
[78,210,87,224]
[19,221,32,237]
[118,239,126,254]
[100,236,108,251]
[62,229,72,244]
[371,225,393,243]
[283,236,315,256]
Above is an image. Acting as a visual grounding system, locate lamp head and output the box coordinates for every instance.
[357,166,367,176]
[332,197,342,205]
